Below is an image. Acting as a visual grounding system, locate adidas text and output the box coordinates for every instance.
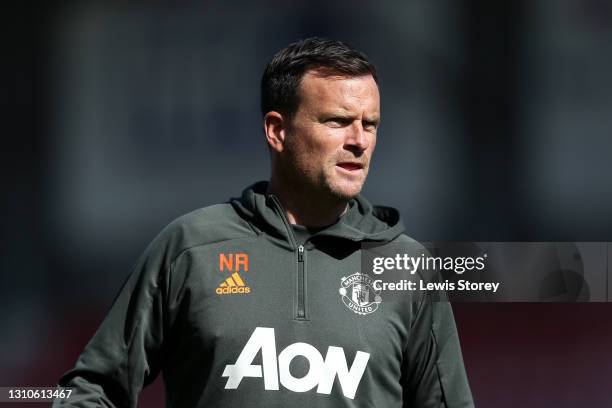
[216,286,251,295]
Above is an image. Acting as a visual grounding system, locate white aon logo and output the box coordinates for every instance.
[222,327,370,399]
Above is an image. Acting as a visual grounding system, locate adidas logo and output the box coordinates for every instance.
[216,272,251,295]
[217,253,251,295]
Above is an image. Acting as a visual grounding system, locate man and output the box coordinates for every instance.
[55,38,473,407]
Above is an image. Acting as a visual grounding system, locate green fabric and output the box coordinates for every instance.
[54,181,474,408]
[291,224,317,245]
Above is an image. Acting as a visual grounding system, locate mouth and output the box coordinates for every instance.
[336,162,364,172]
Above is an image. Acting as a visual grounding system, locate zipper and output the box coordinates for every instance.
[296,245,306,320]
[268,195,309,320]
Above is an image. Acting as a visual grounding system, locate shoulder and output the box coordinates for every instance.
[389,233,431,256]
[144,203,257,266]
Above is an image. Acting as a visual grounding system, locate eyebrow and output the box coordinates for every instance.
[321,111,380,123]
[363,115,380,124]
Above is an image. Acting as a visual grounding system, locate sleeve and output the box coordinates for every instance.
[400,294,474,408]
[53,243,169,408]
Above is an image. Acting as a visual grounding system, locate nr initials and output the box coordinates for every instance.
[219,253,249,272]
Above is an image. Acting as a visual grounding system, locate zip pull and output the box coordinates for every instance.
[298,245,304,262]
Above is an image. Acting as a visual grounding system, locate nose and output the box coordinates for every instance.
[345,122,370,152]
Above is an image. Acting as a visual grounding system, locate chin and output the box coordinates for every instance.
[327,181,364,201]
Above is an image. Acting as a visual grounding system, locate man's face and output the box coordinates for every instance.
[282,71,380,200]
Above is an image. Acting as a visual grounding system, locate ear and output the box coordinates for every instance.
[263,111,287,153]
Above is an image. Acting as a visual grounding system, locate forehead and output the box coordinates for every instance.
[297,71,380,115]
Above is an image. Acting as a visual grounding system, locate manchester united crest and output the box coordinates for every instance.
[339,273,382,315]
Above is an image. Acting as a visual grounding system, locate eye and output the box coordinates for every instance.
[363,121,379,132]
[325,117,352,127]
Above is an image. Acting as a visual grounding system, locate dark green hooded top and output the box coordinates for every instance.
[55,182,473,407]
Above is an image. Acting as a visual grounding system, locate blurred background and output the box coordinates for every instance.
[2,0,612,406]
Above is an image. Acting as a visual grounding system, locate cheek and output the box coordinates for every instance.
[301,132,340,158]
[369,134,377,153]
[287,123,343,164]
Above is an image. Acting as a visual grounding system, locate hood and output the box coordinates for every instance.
[230,181,405,248]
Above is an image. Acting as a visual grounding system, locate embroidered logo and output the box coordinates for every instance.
[339,273,381,315]
[216,253,251,295]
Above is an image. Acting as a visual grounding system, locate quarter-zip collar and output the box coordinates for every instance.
[230,181,405,250]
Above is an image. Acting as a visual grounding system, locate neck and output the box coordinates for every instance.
[267,177,349,228]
